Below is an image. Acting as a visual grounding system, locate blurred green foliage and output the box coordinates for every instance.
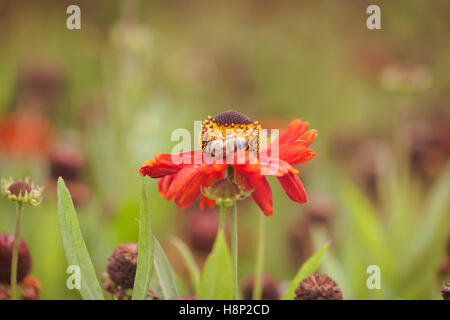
[0,0,449,299]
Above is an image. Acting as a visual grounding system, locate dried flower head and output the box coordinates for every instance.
[294,274,343,300]
[1,177,43,205]
[106,243,138,289]
[0,232,32,283]
[441,282,450,300]
[242,273,281,300]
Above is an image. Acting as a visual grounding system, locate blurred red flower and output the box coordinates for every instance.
[0,110,52,158]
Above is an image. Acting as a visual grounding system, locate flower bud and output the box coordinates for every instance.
[202,178,252,207]
[1,177,43,206]
[0,232,32,283]
[106,243,138,289]
[294,274,343,300]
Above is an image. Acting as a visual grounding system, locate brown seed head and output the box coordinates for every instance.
[441,282,450,300]
[294,274,343,300]
[106,243,138,289]
[0,232,32,283]
[212,110,253,126]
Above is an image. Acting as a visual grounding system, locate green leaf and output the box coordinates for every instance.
[171,237,200,294]
[400,164,450,298]
[57,177,104,300]
[281,242,329,300]
[131,182,154,300]
[338,180,393,274]
[198,230,234,300]
[407,164,450,260]
[154,238,179,299]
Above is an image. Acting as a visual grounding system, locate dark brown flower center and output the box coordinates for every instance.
[212,110,253,126]
[8,181,32,196]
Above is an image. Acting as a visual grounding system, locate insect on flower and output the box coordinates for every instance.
[139,111,317,216]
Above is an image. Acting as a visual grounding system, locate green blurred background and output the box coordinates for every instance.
[0,0,449,299]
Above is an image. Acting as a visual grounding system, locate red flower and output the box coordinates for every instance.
[0,109,52,158]
[140,111,317,216]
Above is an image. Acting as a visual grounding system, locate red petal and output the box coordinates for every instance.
[200,195,215,209]
[139,151,197,178]
[277,119,309,148]
[280,146,317,165]
[262,120,317,165]
[166,165,210,209]
[157,175,175,198]
[240,172,273,216]
[277,171,308,203]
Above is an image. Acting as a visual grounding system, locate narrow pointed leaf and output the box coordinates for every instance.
[154,238,179,299]
[57,177,104,300]
[132,183,154,300]
[281,242,329,300]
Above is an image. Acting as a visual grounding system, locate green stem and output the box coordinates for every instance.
[219,203,227,231]
[231,201,238,299]
[252,212,265,300]
[11,202,24,300]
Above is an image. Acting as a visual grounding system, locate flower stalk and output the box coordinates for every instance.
[231,201,238,299]
[10,202,24,300]
[1,177,43,300]
[252,211,265,300]
[219,203,227,231]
